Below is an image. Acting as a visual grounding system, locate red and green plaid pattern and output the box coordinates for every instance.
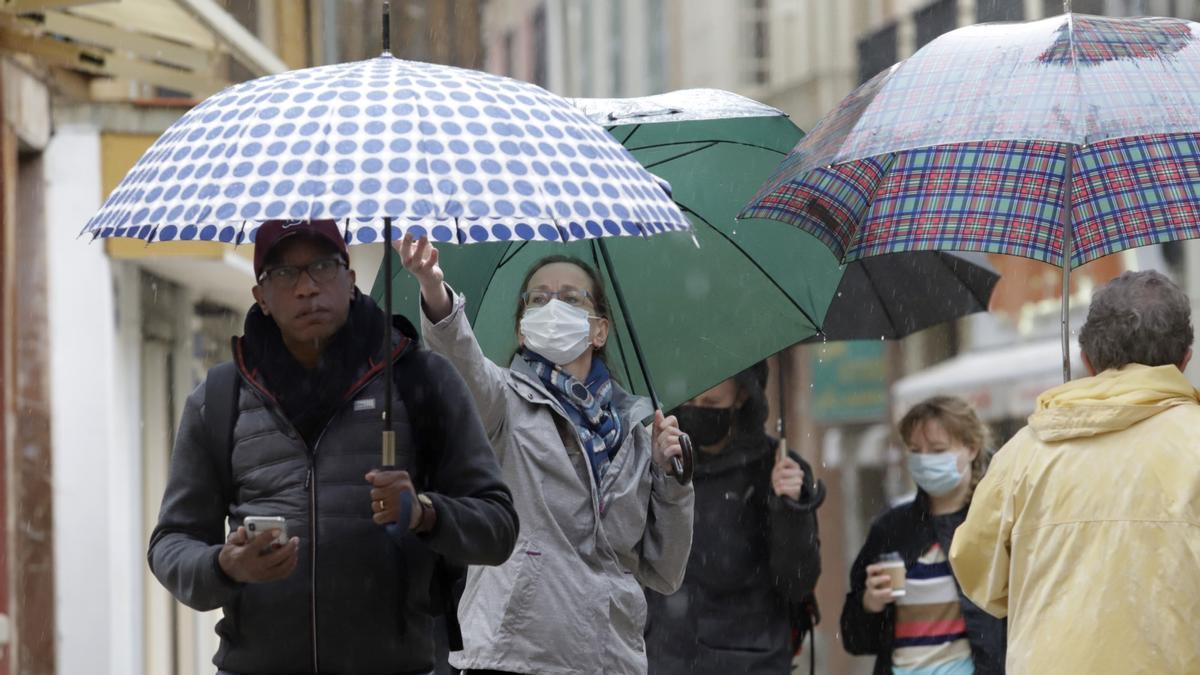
[855,141,1066,262]
[1038,14,1193,66]
[747,156,890,257]
[743,13,1200,180]
[1072,133,1200,264]
[742,13,1200,268]
[742,134,1200,267]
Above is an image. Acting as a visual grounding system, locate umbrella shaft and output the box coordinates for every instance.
[384,217,394,438]
[1060,145,1076,383]
[382,1,391,54]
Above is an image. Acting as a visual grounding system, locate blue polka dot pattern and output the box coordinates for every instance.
[82,55,690,245]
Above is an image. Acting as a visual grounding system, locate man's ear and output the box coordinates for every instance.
[252,285,270,316]
[1179,347,1193,372]
[1081,351,1096,376]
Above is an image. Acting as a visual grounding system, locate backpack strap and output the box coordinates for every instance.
[204,361,241,508]
[391,350,467,651]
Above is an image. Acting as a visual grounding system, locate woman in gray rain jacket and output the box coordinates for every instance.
[398,235,695,675]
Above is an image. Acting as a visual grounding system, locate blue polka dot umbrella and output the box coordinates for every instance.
[81,55,690,246]
[82,49,692,473]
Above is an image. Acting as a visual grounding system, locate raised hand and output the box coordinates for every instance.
[396,234,452,322]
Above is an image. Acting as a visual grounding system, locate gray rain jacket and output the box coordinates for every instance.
[423,290,694,675]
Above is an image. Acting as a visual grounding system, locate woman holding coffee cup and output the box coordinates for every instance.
[840,396,1006,675]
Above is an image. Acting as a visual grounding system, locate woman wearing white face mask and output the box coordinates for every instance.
[397,235,694,675]
[841,396,1006,675]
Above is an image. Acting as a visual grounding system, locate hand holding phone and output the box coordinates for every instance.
[243,516,288,548]
[219,517,299,584]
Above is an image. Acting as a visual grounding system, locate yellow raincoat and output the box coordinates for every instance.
[950,364,1200,674]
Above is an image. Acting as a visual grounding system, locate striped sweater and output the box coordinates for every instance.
[891,542,974,675]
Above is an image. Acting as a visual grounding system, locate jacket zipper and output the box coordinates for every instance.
[235,337,410,673]
[512,373,608,522]
[304,366,395,672]
[307,421,335,674]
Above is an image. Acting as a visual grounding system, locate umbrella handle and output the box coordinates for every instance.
[671,433,694,485]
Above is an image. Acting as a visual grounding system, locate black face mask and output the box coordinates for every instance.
[673,404,734,447]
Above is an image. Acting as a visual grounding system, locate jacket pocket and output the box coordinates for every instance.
[611,572,649,652]
[215,591,242,647]
[495,545,545,638]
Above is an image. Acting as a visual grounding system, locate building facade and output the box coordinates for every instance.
[1,2,483,674]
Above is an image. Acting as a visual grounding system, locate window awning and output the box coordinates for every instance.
[0,0,285,100]
[892,339,1085,422]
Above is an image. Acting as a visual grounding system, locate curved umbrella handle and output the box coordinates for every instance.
[671,433,694,485]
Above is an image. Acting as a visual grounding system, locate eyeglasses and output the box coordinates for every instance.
[259,257,346,287]
[521,288,594,308]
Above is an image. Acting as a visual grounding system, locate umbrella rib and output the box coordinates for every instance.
[856,258,901,338]
[617,124,644,145]
[472,240,523,329]
[940,253,994,309]
[497,239,531,268]
[627,139,788,161]
[639,141,720,170]
[589,239,640,390]
[677,201,823,332]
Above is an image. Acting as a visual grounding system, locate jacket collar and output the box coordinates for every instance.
[507,354,654,425]
[234,295,417,405]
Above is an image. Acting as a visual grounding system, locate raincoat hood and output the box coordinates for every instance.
[1027,364,1200,442]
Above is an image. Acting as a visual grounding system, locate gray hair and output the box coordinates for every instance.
[1079,270,1193,372]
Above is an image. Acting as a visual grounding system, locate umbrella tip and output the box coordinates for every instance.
[382,0,392,55]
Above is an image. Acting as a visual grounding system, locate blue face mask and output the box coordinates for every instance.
[907,451,964,497]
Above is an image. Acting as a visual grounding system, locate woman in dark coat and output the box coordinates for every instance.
[841,396,1006,675]
[645,362,824,674]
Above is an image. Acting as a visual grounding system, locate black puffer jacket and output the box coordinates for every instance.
[148,295,518,675]
[645,434,823,675]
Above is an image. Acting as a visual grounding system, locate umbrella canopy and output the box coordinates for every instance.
[378,89,835,413]
[82,51,691,468]
[584,90,1000,343]
[814,251,998,341]
[81,54,690,245]
[741,13,1200,377]
[376,89,999,410]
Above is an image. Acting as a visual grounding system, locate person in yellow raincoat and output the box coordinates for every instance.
[950,270,1200,675]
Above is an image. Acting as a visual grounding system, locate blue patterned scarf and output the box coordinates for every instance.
[524,350,624,484]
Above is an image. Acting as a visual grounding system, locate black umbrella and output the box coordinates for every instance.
[810,251,999,342]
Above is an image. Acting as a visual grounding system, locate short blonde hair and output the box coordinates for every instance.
[898,395,992,504]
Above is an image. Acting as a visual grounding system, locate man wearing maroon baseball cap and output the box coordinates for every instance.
[250,219,354,368]
[252,218,349,282]
[148,219,518,674]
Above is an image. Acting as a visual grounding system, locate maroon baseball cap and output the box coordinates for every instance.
[253,219,350,279]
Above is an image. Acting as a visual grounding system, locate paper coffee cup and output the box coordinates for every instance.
[876,553,907,598]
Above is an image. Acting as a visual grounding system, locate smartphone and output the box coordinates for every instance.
[243,516,288,547]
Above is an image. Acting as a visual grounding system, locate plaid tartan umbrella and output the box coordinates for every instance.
[741,13,1200,380]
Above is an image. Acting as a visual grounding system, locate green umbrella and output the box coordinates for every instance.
[372,89,843,416]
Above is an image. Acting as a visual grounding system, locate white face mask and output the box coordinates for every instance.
[520,299,596,366]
